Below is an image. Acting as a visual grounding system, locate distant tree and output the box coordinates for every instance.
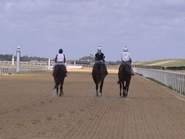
[79,56,94,61]
[0,54,13,61]
[0,54,48,61]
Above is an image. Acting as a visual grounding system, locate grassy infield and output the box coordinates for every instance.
[133,59,185,94]
[133,59,185,69]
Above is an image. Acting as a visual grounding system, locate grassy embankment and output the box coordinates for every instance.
[133,59,185,72]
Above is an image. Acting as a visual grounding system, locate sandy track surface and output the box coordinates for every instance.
[0,72,185,139]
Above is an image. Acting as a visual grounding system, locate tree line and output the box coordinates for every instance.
[0,54,48,61]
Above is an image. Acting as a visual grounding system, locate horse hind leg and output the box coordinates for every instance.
[56,86,58,96]
[61,85,64,95]
[100,80,104,96]
[121,82,125,97]
[123,81,127,98]
[58,85,62,97]
[120,82,123,97]
[96,84,99,96]
[98,82,101,96]
[58,85,61,96]
[59,79,64,97]
[125,81,130,97]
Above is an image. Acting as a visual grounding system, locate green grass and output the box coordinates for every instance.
[133,59,185,68]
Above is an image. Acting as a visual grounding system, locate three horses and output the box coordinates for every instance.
[53,62,132,98]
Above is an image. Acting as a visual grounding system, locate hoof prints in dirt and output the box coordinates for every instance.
[46,117,52,121]
[16,123,24,127]
[31,120,41,125]
[58,113,64,117]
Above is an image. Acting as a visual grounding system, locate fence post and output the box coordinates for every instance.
[12,55,15,65]
[16,46,21,73]
[74,61,76,66]
[48,58,51,70]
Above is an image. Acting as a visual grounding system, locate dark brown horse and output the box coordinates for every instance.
[118,62,132,97]
[92,62,107,96]
[53,65,66,96]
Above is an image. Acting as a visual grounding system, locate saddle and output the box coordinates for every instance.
[55,62,65,66]
[95,60,105,65]
[121,61,131,67]
[53,63,67,77]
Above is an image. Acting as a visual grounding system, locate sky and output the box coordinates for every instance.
[0,0,185,61]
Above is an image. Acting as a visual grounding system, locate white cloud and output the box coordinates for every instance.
[0,0,185,61]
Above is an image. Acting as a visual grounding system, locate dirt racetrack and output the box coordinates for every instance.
[0,71,185,139]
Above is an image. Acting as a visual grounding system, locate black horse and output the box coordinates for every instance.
[53,65,67,96]
[118,62,132,97]
[92,62,108,96]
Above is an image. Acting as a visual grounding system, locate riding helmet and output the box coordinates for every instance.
[59,49,63,54]
[97,46,102,51]
[123,46,128,52]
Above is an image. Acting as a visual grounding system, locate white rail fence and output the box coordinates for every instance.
[134,68,185,95]
[0,66,48,75]
[0,65,84,75]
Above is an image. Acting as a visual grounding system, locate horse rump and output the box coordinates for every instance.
[117,64,126,84]
[92,62,107,96]
[92,62,107,84]
[118,62,132,97]
[53,65,66,89]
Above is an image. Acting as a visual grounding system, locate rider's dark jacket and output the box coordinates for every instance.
[95,53,105,62]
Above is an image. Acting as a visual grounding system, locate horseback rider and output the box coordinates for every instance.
[52,49,67,76]
[121,46,134,75]
[95,46,108,75]
[95,46,105,62]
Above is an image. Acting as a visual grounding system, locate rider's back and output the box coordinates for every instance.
[56,54,65,63]
[121,52,131,62]
[95,53,105,62]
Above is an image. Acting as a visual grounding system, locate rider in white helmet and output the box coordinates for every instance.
[52,49,67,76]
[95,46,108,75]
[95,46,105,62]
[121,46,134,75]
